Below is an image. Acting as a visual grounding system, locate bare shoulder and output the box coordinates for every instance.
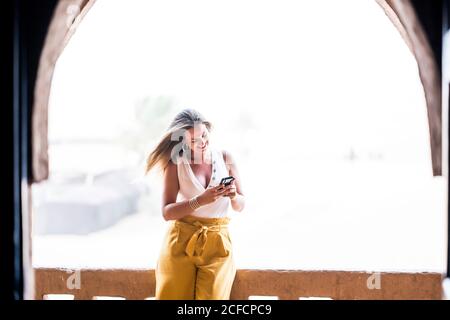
[162,160,179,207]
[166,159,178,172]
[163,160,179,186]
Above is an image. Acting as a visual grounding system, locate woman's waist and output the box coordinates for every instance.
[175,214,231,228]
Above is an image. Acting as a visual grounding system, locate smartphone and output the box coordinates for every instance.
[219,176,235,187]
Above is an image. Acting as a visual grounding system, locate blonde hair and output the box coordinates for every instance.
[145,108,213,175]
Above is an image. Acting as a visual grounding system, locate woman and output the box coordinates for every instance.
[145,108,246,300]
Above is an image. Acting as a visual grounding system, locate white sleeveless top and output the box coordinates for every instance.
[176,146,231,218]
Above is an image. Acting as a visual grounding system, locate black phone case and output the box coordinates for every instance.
[220,176,235,186]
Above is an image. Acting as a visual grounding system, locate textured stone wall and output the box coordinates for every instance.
[35,268,443,300]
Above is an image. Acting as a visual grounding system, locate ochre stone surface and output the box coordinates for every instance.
[35,268,443,300]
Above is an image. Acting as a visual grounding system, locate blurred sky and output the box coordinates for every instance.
[49,0,430,165]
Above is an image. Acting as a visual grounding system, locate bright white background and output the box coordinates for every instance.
[33,0,447,272]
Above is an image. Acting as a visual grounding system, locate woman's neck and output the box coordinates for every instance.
[190,147,212,164]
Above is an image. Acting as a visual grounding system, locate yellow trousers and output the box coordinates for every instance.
[155,215,236,300]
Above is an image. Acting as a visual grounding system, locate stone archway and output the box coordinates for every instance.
[376,0,442,176]
[32,0,95,183]
[31,0,442,182]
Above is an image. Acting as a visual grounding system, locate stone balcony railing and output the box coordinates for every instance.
[34,268,443,300]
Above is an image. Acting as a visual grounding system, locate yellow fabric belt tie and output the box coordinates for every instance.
[181,220,226,258]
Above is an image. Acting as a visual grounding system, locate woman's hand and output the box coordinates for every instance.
[197,185,229,206]
[221,183,237,200]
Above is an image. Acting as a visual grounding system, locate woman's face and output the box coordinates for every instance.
[186,124,210,155]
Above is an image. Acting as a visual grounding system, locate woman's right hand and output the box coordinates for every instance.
[198,185,228,206]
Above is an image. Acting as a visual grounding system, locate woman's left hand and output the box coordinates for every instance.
[222,183,237,200]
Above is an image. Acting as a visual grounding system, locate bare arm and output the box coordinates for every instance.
[223,150,246,212]
[161,162,197,221]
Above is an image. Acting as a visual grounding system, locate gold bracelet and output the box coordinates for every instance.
[189,196,201,211]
